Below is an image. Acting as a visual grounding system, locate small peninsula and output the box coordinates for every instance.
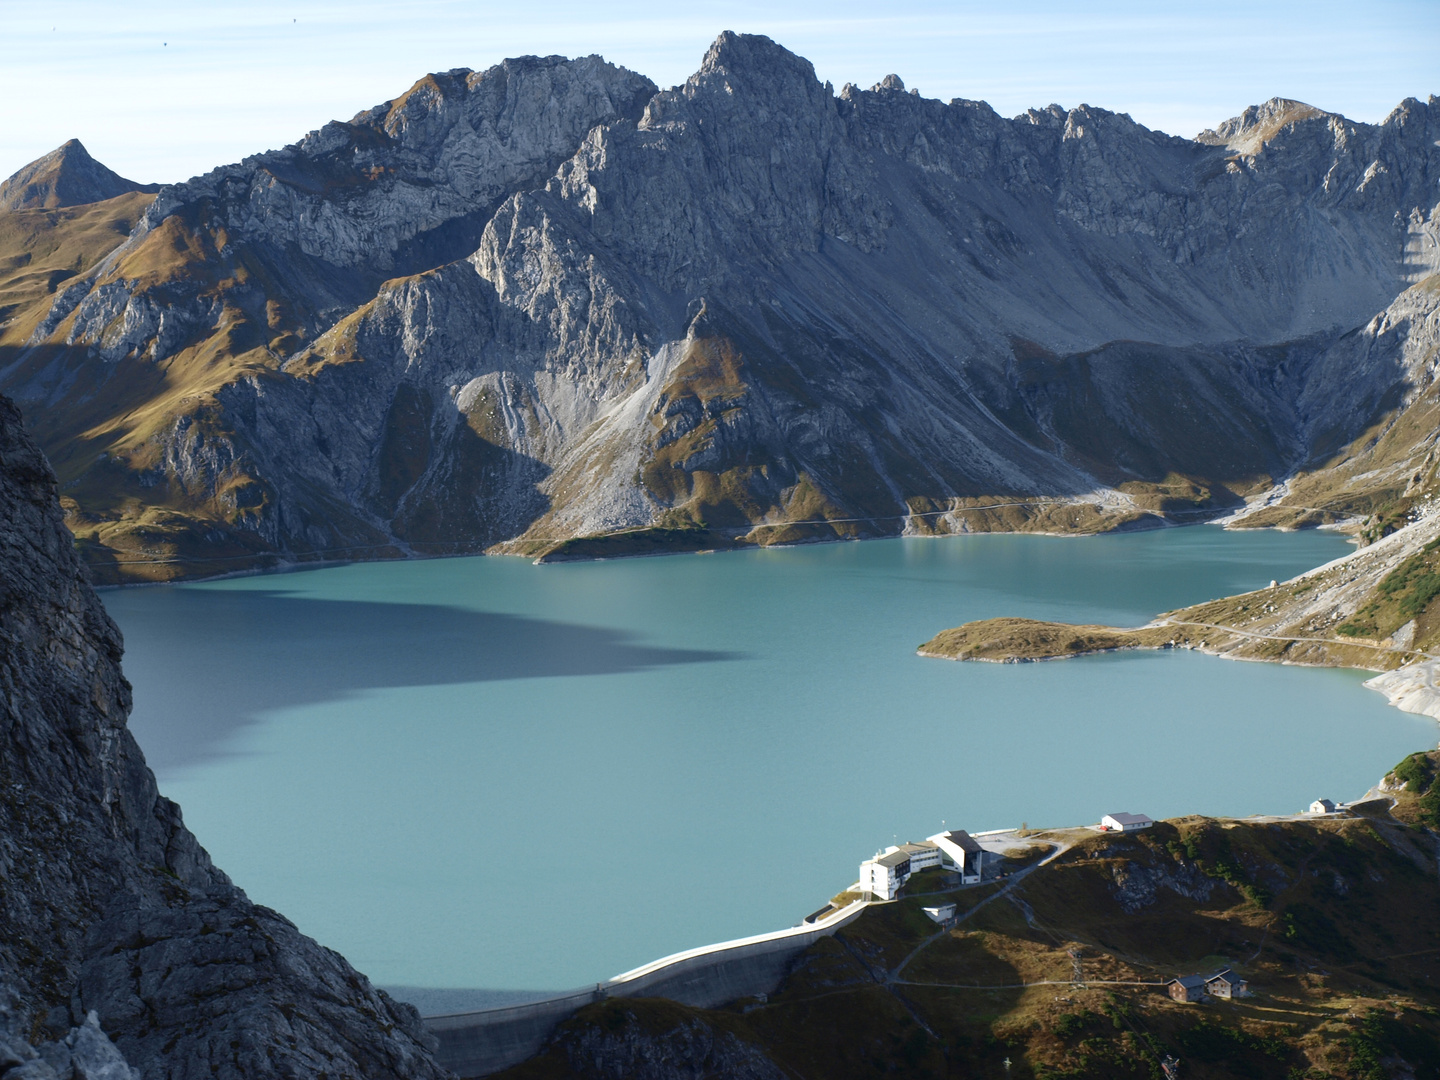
[918,617,1173,662]
[921,509,1440,719]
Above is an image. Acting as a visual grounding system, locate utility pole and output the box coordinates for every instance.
[1160,1054,1181,1078]
[1067,948,1085,989]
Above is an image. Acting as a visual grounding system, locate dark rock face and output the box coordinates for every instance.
[1108,858,1219,914]
[1,988,138,1080]
[0,140,157,212]
[0,395,449,1079]
[554,1013,785,1080]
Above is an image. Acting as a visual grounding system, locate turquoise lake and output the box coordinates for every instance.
[100,528,1437,995]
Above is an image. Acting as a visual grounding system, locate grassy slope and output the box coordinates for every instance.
[0,196,403,582]
[500,756,1440,1079]
[0,192,152,329]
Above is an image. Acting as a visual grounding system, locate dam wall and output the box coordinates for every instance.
[425,901,870,1078]
[425,990,599,1079]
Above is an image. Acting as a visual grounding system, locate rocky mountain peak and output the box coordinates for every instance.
[0,139,157,212]
[122,51,657,290]
[1196,96,1333,153]
[371,65,478,135]
[694,31,821,94]
[1382,94,1440,135]
[2,36,1437,580]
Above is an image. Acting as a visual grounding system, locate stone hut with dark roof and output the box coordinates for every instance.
[1167,974,1207,1002]
[1204,969,1248,999]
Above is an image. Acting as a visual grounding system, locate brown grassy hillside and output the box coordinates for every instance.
[502,758,1440,1079]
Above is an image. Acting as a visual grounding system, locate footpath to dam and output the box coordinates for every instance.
[422,898,870,1077]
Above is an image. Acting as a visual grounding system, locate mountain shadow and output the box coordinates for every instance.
[107,587,740,773]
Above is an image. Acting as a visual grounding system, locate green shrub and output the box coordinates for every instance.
[1336,622,1377,637]
[1054,1009,1103,1039]
[1345,1009,1440,1080]
[1175,1019,1291,1066]
[1376,541,1440,619]
[1417,782,1440,828]
[1279,902,1353,960]
[1391,752,1434,791]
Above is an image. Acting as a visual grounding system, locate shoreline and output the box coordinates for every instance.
[91,513,1349,590]
[920,619,1440,722]
[394,790,1398,1019]
[918,510,1440,722]
[410,772,1436,1079]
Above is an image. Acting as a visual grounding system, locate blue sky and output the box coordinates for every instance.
[2,0,1436,184]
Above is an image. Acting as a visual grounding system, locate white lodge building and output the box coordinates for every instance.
[860,849,913,900]
[928,830,986,884]
[860,831,987,899]
[1101,813,1154,833]
[896,841,943,872]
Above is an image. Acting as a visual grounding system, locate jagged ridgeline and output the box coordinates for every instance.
[1,33,1437,581]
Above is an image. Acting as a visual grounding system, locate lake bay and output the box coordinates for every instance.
[100,527,1437,995]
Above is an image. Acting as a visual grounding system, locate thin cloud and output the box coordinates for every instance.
[3,0,1435,183]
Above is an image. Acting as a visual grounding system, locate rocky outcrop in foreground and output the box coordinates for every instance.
[0,394,449,1078]
[1,989,137,1080]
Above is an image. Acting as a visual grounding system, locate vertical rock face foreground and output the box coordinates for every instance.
[0,394,449,1078]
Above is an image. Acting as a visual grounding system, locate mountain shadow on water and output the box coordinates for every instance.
[108,588,741,774]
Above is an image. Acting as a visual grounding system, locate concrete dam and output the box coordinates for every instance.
[423,901,869,1077]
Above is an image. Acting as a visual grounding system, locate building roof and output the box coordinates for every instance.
[1170,975,1206,989]
[1312,798,1336,809]
[1205,969,1242,984]
[898,842,939,856]
[936,830,983,853]
[1104,812,1153,826]
[872,850,912,869]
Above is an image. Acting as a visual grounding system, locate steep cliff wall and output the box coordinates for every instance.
[1,34,1437,579]
[0,394,449,1078]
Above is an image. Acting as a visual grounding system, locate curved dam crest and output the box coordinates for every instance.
[99,528,1437,994]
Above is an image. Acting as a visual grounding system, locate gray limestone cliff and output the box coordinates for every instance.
[2,34,1438,577]
[0,394,449,1078]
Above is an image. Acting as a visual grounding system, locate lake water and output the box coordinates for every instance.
[101,528,1437,996]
